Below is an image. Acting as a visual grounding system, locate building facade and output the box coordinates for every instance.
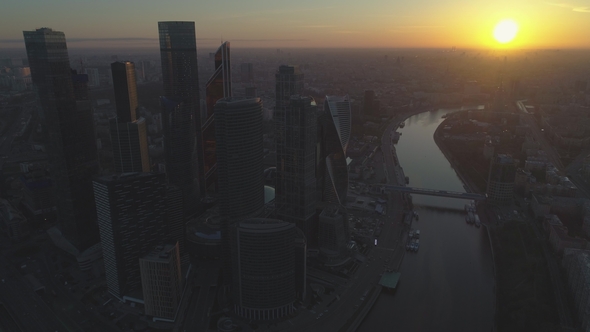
[93,172,168,299]
[215,97,264,220]
[203,41,231,194]
[318,207,348,258]
[24,28,100,251]
[487,154,516,205]
[140,243,184,321]
[231,219,296,321]
[275,95,317,244]
[318,95,351,206]
[158,21,202,213]
[275,65,304,109]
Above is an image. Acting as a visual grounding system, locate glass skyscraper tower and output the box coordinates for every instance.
[110,61,150,173]
[203,41,231,194]
[23,28,99,251]
[158,21,202,215]
[276,96,318,244]
[318,95,351,206]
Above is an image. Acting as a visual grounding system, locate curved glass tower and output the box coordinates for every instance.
[318,95,351,206]
[231,218,296,320]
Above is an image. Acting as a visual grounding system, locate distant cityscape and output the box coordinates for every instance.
[1,20,590,332]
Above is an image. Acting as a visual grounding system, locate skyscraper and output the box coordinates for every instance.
[203,41,231,194]
[215,97,264,289]
[240,63,253,82]
[158,21,202,214]
[231,218,296,320]
[140,243,183,321]
[110,61,150,173]
[276,95,317,243]
[93,172,168,299]
[275,65,304,109]
[23,28,99,251]
[487,154,516,205]
[215,97,264,220]
[318,95,351,206]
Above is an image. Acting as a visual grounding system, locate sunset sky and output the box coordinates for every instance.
[2,0,590,49]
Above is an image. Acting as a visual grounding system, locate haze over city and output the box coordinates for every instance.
[1,0,590,332]
[2,0,590,49]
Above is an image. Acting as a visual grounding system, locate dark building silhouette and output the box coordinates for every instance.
[203,41,231,194]
[231,219,296,320]
[215,97,264,288]
[23,28,99,251]
[317,95,351,206]
[318,206,349,258]
[158,21,202,215]
[276,95,317,244]
[240,62,253,82]
[215,98,264,220]
[93,172,168,300]
[110,61,150,173]
[275,65,304,109]
[487,154,516,205]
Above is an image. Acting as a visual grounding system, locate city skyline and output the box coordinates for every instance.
[2,0,590,50]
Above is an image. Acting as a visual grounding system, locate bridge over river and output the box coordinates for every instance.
[379,185,487,200]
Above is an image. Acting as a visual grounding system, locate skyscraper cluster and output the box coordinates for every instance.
[23,21,352,325]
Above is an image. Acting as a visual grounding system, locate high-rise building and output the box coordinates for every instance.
[276,95,317,243]
[93,172,168,299]
[275,65,303,109]
[83,67,100,87]
[240,63,253,82]
[158,21,202,214]
[231,219,296,320]
[110,61,150,173]
[318,206,348,258]
[215,98,264,220]
[23,28,99,251]
[487,154,516,205]
[203,42,231,194]
[317,95,351,206]
[140,243,183,321]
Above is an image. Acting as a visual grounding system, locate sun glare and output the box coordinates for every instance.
[493,19,518,44]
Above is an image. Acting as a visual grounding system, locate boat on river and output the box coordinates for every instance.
[399,121,405,128]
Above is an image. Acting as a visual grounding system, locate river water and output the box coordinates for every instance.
[358,107,495,332]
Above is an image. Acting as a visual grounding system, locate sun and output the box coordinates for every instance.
[493,19,518,44]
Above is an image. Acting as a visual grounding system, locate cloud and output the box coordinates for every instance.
[546,2,590,12]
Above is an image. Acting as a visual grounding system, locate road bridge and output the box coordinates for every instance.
[379,185,486,200]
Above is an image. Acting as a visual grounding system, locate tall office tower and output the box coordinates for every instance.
[231,219,296,320]
[276,96,317,244]
[158,21,202,214]
[487,154,516,205]
[317,95,351,206]
[293,229,307,300]
[215,98,264,220]
[245,86,257,98]
[275,65,304,109]
[363,90,375,116]
[166,185,188,267]
[110,61,150,173]
[240,63,253,82]
[203,41,231,194]
[93,172,168,299]
[318,206,348,258]
[215,97,264,288]
[140,243,183,321]
[23,28,99,251]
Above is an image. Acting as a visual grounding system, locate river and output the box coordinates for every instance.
[358,107,495,332]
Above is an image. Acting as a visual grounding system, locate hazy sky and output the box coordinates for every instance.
[2,0,590,49]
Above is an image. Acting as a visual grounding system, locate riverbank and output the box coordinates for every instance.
[431,111,563,331]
